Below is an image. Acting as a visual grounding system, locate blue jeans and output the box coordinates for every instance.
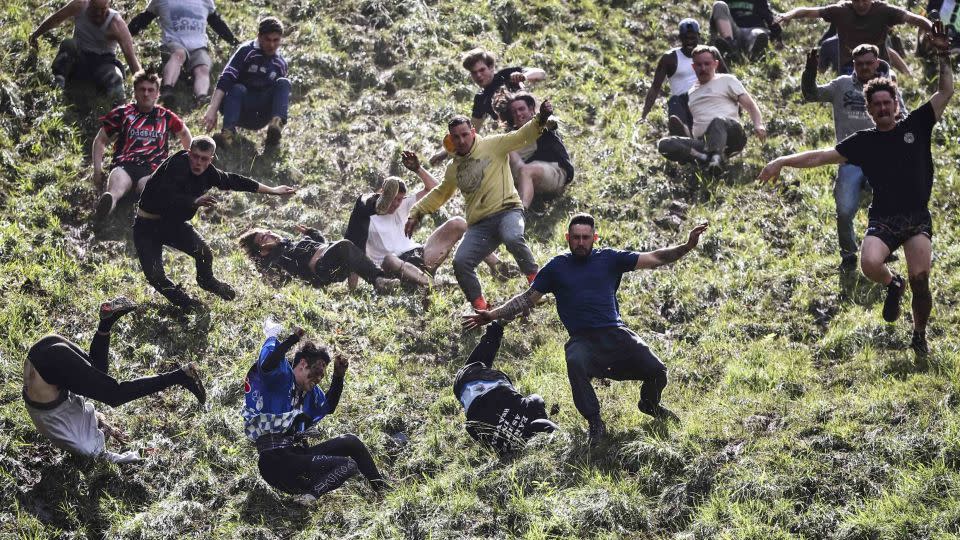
[835,163,868,258]
[452,208,538,302]
[220,78,291,131]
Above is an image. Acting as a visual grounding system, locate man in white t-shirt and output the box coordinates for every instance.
[128,0,239,106]
[344,151,504,285]
[657,45,766,168]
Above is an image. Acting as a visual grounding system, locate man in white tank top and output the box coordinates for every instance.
[642,19,729,136]
[29,0,141,103]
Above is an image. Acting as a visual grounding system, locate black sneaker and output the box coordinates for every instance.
[639,399,680,422]
[838,254,858,272]
[750,32,769,61]
[197,277,237,301]
[99,296,138,324]
[94,192,113,224]
[181,362,206,405]
[162,285,203,310]
[882,275,906,323]
[911,330,929,357]
[667,115,691,137]
[587,415,607,446]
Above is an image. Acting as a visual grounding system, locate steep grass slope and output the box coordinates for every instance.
[3,0,960,538]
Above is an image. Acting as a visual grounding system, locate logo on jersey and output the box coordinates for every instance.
[904,132,915,144]
[243,376,251,393]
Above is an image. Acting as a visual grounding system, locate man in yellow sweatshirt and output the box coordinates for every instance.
[405,100,555,309]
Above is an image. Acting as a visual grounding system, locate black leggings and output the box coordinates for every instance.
[133,218,215,301]
[466,321,504,369]
[27,334,186,408]
[258,434,383,497]
[315,240,383,286]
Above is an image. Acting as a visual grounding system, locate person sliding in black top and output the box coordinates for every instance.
[454,320,558,455]
[237,224,401,293]
[758,21,954,358]
[23,298,205,462]
[134,136,296,308]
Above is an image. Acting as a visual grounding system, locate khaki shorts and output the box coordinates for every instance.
[164,43,212,69]
[524,160,568,195]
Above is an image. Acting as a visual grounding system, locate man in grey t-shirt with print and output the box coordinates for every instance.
[801,42,906,270]
[129,0,239,107]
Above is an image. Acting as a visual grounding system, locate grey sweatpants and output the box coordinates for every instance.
[710,1,770,55]
[453,208,538,302]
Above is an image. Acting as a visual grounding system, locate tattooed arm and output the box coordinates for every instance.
[931,51,954,121]
[462,287,544,330]
[634,222,708,270]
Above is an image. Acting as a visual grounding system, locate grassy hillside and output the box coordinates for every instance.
[3,0,960,538]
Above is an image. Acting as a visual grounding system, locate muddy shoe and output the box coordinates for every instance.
[213,128,235,149]
[667,115,691,137]
[911,330,929,359]
[882,274,906,323]
[162,285,203,310]
[99,296,138,324]
[193,94,211,108]
[587,415,607,446]
[639,400,680,422]
[374,277,401,294]
[94,192,114,224]
[181,362,207,405]
[197,277,237,301]
[265,116,283,147]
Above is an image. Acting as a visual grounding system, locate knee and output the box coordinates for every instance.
[381,254,401,272]
[194,64,210,77]
[228,83,248,97]
[565,352,589,377]
[452,254,471,274]
[445,216,468,236]
[338,433,364,451]
[169,49,187,64]
[275,78,292,91]
[909,271,930,290]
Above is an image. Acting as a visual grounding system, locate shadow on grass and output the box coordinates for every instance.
[16,452,151,538]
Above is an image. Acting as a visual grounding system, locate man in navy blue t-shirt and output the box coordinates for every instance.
[464,213,708,444]
[757,23,953,358]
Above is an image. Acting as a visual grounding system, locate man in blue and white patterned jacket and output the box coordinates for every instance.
[242,322,388,501]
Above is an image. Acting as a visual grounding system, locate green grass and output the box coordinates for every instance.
[3,0,960,538]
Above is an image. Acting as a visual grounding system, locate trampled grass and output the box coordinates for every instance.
[3,0,960,538]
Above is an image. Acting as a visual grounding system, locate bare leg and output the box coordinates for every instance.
[903,234,932,333]
[135,174,151,195]
[423,217,469,272]
[192,64,210,97]
[163,49,187,88]
[382,253,431,286]
[347,272,359,292]
[509,151,525,183]
[102,168,134,216]
[860,236,894,286]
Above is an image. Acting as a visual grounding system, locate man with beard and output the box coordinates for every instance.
[801,43,903,270]
[642,18,729,136]
[757,21,954,358]
[464,214,709,445]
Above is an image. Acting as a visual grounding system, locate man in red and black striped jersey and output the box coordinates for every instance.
[92,70,192,222]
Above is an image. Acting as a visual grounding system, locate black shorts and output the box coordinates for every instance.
[398,247,427,271]
[112,163,154,183]
[865,211,933,252]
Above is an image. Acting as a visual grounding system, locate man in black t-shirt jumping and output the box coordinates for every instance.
[757,22,954,357]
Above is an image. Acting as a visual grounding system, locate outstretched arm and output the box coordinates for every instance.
[462,287,544,330]
[641,54,672,119]
[775,7,822,25]
[904,11,933,32]
[757,148,846,183]
[29,0,82,46]
[634,222,708,270]
[127,10,157,36]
